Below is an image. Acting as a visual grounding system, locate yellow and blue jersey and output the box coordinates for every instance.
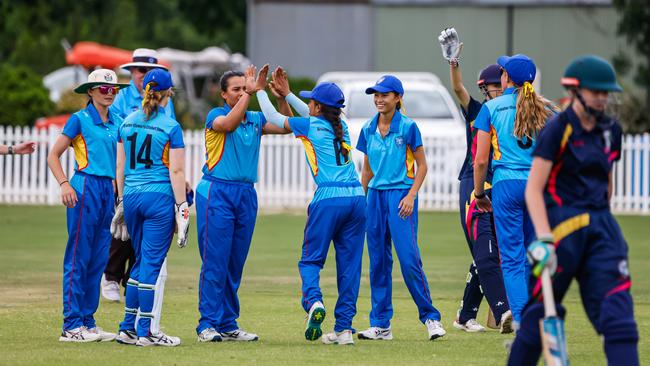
[356,111,422,190]
[288,116,363,202]
[62,103,122,180]
[113,80,176,119]
[534,107,622,210]
[202,104,266,183]
[118,108,184,196]
[474,87,535,184]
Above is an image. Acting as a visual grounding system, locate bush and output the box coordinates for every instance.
[614,93,650,134]
[0,63,54,126]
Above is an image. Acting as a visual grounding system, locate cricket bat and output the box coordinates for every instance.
[540,268,569,366]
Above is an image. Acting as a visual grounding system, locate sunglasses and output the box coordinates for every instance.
[93,85,120,95]
[133,66,152,74]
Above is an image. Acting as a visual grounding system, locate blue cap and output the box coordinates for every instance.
[477,64,501,86]
[365,75,404,95]
[299,82,345,108]
[143,68,173,91]
[497,54,536,86]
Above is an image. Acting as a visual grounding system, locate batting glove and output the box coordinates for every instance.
[175,201,190,248]
[438,27,463,63]
[110,197,130,241]
[527,235,557,277]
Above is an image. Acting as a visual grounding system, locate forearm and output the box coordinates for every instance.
[277,97,294,117]
[361,166,373,193]
[450,63,470,108]
[257,90,289,129]
[213,94,251,132]
[0,145,7,155]
[473,161,488,194]
[47,151,68,185]
[526,187,551,237]
[170,170,186,204]
[285,93,310,117]
[408,164,427,197]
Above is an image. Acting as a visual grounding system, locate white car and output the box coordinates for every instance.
[316,72,465,146]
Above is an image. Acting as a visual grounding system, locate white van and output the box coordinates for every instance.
[316,72,465,146]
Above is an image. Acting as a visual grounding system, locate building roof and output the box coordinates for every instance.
[372,0,611,5]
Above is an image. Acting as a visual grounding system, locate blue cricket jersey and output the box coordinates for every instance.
[112,80,176,119]
[119,107,185,197]
[289,116,363,203]
[202,104,267,183]
[356,111,422,190]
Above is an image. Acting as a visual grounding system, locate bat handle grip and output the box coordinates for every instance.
[541,268,557,317]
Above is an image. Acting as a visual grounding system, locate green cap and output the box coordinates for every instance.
[561,55,622,92]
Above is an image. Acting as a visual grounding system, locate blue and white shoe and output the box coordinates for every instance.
[221,329,259,342]
[358,326,393,340]
[304,301,326,341]
[115,329,138,345]
[136,332,181,347]
[198,328,223,342]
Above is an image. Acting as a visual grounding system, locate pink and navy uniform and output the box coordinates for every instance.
[61,103,121,331]
[508,107,638,365]
[195,104,266,335]
[457,96,509,325]
[117,107,185,337]
[356,109,441,328]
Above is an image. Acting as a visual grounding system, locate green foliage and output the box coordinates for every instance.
[0,64,54,126]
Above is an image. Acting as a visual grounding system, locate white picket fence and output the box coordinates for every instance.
[1,125,649,214]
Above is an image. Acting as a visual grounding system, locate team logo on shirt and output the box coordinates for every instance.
[618,259,629,277]
[104,74,113,82]
[395,136,405,147]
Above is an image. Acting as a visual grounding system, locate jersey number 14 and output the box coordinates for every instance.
[127,132,154,169]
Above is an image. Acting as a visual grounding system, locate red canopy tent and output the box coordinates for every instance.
[64,41,171,69]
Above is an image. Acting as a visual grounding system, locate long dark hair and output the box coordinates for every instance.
[219,70,245,92]
[318,102,349,159]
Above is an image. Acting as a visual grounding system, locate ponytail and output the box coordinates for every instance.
[514,82,558,139]
[319,102,349,159]
[141,83,170,120]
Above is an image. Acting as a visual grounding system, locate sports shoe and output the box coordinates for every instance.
[500,310,514,334]
[425,319,446,340]
[357,326,393,340]
[86,327,117,342]
[101,275,121,302]
[116,329,138,345]
[221,329,259,342]
[59,327,101,343]
[198,327,223,342]
[452,318,486,333]
[136,332,181,347]
[304,301,326,341]
[322,330,354,345]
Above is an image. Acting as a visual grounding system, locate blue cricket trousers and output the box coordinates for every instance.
[62,172,114,330]
[366,188,441,328]
[119,192,174,336]
[299,194,366,332]
[492,179,535,323]
[196,176,257,334]
[508,207,639,366]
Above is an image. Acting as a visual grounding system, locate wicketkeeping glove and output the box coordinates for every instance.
[438,27,463,62]
[175,201,190,248]
[110,197,130,241]
[527,235,557,277]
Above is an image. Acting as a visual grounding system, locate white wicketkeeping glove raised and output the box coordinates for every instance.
[438,27,463,62]
[175,201,190,248]
[110,197,130,241]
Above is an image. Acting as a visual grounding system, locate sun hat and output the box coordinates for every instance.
[120,48,168,71]
[73,69,130,94]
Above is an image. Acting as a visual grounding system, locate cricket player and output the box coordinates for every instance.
[257,70,366,346]
[195,65,291,343]
[47,69,128,342]
[508,55,639,366]
[438,27,513,334]
[473,54,557,324]
[113,69,189,347]
[356,75,446,341]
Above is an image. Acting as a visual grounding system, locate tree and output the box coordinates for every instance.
[0,64,54,126]
[613,0,650,107]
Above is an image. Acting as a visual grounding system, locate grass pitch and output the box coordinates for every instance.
[0,205,648,365]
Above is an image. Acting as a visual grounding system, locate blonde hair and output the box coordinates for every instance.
[141,83,171,120]
[513,82,558,139]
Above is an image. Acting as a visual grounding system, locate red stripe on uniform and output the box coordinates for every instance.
[606,279,631,297]
[608,151,619,163]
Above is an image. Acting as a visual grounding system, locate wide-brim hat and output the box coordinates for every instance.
[74,69,130,94]
[120,48,168,71]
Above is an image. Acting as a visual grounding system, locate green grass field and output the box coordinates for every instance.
[0,205,648,365]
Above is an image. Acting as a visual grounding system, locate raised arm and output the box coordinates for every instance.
[438,27,469,109]
[210,65,258,133]
[271,66,310,117]
[263,66,293,134]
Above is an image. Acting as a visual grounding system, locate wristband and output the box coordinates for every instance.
[7,145,14,155]
[59,180,69,186]
[474,191,486,199]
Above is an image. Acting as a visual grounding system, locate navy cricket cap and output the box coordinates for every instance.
[299,82,345,108]
[365,75,404,96]
[143,68,173,92]
[477,64,501,86]
[497,54,536,86]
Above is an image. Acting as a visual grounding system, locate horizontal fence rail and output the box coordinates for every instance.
[1,126,648,214]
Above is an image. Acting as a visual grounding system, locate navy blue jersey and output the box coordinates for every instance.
[533,107,622,210]
[458,97,494,182]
